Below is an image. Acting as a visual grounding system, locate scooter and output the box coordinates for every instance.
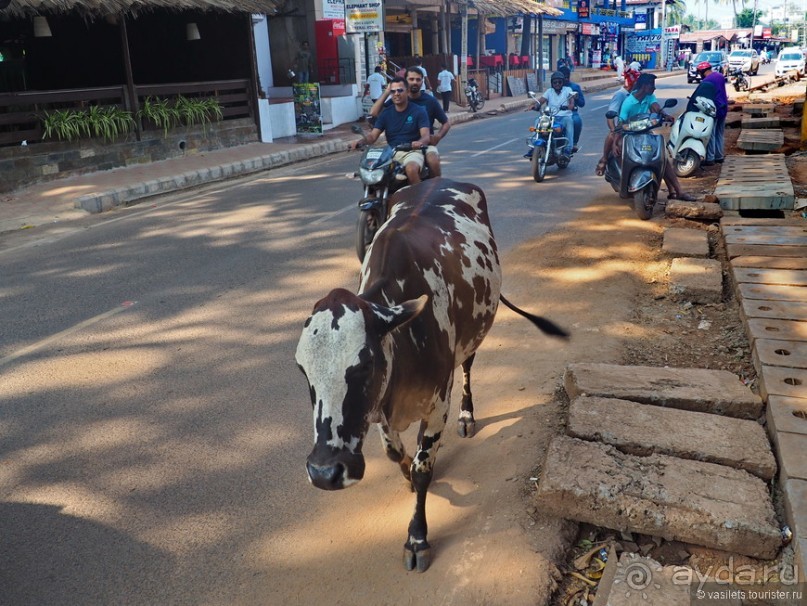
[666,95,717,178]
[604,98,678,220]
[730,67,750,92]
[464,78,485,112]
[525,91,576,183]
[350,125,429,261]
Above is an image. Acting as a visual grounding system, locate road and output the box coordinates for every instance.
[1,72,710,605]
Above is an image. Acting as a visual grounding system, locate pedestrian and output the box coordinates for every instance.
[695,61,729,166]
[613,54,625,81]
[294,41,313,84]
[436,63,455,113]
[365,65,386,102]
[559,65,584,152]
[628,58,642,72]
[413,55,432,92]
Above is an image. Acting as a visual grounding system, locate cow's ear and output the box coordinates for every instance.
[374,295,428,334]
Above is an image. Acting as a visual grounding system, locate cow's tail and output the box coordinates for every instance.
[499,294,570,338]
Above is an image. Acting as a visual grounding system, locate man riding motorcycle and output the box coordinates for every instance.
[524,71,575,160]
[558,65,584,152]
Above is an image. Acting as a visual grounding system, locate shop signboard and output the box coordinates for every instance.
[345,0,383,33]
[634,12,647,31]
[293,83,323,135]
[322,0,345,20]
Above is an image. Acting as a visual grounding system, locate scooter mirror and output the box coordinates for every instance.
[528,91,538,100]
[663,98,679,108]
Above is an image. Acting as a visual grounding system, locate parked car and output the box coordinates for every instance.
[774,48,806,76]
[687,51,729,83]
[727,49,760,75]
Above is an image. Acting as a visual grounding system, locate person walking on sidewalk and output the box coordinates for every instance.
[369,66,451,177]
[350,77,431,185]
[436,64,455,113]
[365,65,386,102]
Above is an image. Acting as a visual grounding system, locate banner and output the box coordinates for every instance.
[322,0,345,20]
[345,0,384,34]
[293,83,323,135]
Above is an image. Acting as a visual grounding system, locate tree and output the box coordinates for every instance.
[736,7,764,27]
[682,13,720,30]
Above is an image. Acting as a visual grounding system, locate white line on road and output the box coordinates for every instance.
[0,301,138,368]
[471,138,521,157]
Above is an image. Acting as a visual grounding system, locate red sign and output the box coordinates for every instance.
[763,27,772,39]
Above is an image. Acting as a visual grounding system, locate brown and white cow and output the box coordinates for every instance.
[295,178,567,572]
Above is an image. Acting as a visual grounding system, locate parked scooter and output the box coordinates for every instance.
[730,67,750,92]
[464,78,485,112]
[603,98,678,220]
[666,95,717,178]
[525,90,576,183]
[350,125,429,260]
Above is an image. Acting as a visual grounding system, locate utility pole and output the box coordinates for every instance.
[460,0,468,87]
[750,0,758,50]
[660,0,667,70]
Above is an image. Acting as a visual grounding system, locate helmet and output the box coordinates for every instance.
[696,61,712,72]
[623,68,640,91]
[558,66,571,80]
[550,71,565,83]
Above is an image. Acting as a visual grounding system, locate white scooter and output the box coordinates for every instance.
[666,96,717,178]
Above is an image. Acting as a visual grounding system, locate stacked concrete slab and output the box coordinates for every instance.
[722,213,807,579]
[535,363,782,559]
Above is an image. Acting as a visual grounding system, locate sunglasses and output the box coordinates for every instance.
[390,88,406,94]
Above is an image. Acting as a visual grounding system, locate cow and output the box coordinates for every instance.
[295,178,568,572]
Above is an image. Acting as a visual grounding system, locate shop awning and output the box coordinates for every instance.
[0,0,285,18]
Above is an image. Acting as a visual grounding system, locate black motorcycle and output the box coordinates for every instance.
[350,126,429,260]
[464,78,484,112]
[730,67,750,92]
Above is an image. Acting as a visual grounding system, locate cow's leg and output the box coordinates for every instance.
[457,353,476,438]
[403,397,449,573]
[378,423,412,483]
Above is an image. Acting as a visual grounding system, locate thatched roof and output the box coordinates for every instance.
[470,0,563,17]
[0,0,285,18]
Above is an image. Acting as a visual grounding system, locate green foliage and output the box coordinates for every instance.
[138,95,223,137]
[736,7,765,27]
[40,106,135,142]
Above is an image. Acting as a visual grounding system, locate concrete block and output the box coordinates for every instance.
[592,553,691,606]
[567,396,776,480]
[778,432,807,483]
[564,363,763,419]
[669,257,723,304]
[783,479,807,540]
[757,365,807,401]
[767,396,807,448]
[662,228,710,257]
[534,436,781,559]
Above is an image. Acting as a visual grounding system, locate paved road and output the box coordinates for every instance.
[0,74,696,605]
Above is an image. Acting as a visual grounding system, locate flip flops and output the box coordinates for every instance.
[595,159,606,176]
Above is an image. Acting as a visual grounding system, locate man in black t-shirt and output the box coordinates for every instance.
[351,77,431,184]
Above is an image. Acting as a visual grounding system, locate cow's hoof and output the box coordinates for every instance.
[457,418,476,438]
[403,545,431,572]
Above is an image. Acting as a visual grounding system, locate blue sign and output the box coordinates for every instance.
[634,13,647,30]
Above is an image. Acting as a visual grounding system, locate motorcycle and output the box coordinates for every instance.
[666,95,717,178]
[464,78,485,112]
[525,91,576,183]
[350,125,429,261]
[730,67,750,92]
[603,98,678,220]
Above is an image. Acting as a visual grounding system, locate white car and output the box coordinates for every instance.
[727,49,760,74]
[775,48,806,76]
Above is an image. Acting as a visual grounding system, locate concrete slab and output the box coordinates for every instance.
[766,395,807,439]
[742,103,775,115]
[715,154,795,210]
[744,317,807,342]
[738,283,807,302]
[758,364,807,400]
[568,396,776,479]
[662,228,710,257]
[592,552,691,606]
[753,338,807,370]
[563,363,763,419]
[778,432,807,483]
[783,479,807,540]
[668,258,723,304]
[726,232,807,246]
[732,267,807,287]
[534,436,781,559]
[737,129,785,151]
[721,216,806,227]
[740,299,807,322]
[727,244,807,259]
[732,256,807,270]
[741,116,781,128]
[798,538,807,583]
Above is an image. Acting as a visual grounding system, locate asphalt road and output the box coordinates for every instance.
[0,72,707,605]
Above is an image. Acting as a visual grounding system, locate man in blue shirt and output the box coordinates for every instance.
[352,77,431,184]
[369,67,451,177]
[559,66,584,152]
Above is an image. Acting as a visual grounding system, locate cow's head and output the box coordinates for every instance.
[296,288,427,490]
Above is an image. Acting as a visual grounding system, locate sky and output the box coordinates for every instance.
[687,0,807,28]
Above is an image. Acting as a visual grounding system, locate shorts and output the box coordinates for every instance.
[392,149,425,170]
[425,145,439,158]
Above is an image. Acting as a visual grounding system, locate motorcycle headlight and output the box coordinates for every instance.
[359,166,385,184]
[623,116,654,132]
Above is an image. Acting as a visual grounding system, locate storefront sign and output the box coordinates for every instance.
[577,0,589,19]
[322,0,345,20]
[580,23,600,36]
[345,0,383,33]
[663,25,680,39]
[542,19,574,34]
[634,12,647,31]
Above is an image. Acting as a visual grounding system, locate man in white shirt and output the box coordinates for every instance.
[365,65,386,102]
[436,63,455,112]
[413,55,432,92]
[613,54,625,81]
[525,71,575,158]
